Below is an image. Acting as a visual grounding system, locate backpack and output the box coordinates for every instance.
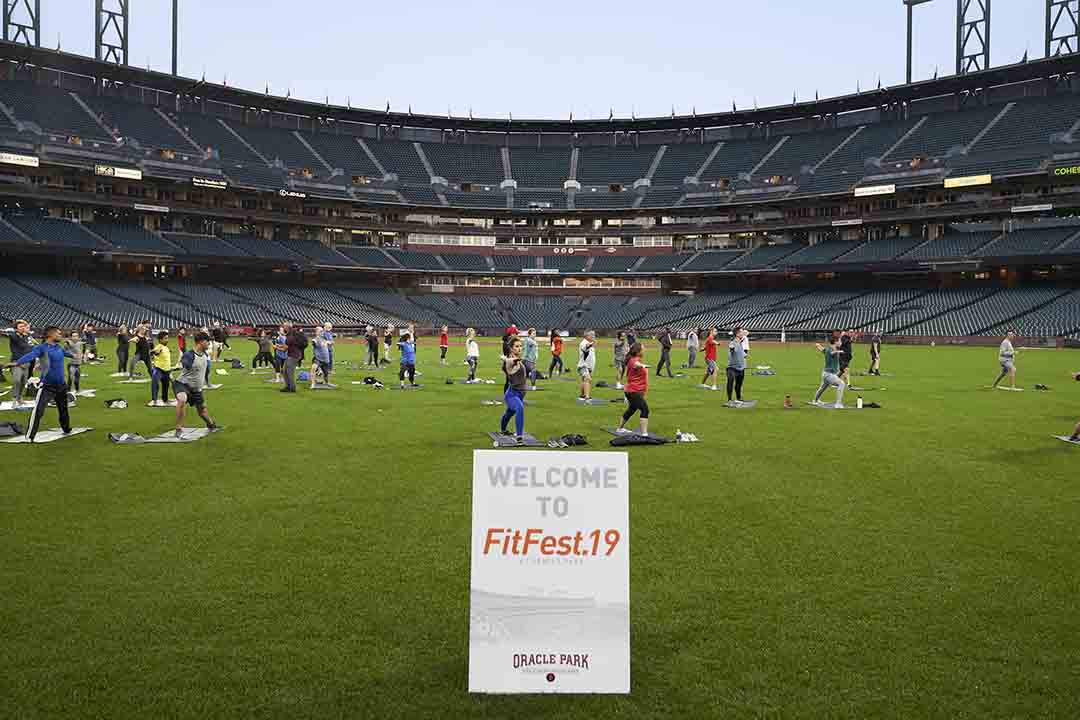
[560,434,588,446]
[298,371,310,382]
[230,359,244,369]
[104,399,128,409]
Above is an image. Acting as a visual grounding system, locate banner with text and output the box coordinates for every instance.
[468,450,630,694]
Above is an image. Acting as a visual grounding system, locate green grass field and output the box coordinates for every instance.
[2,338,1079,719]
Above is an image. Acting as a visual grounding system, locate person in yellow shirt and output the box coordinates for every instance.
[150,331,174,407]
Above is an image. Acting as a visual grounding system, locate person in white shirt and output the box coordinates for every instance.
[686,329,699,369]
[465,328,480,382]
[992,331,1018,390]
[577,330,597,401]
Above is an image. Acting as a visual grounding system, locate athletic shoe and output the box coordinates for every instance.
[615,427,632,435]
[809,400,824,406]
[515,436,526,446]
[174,429,184,439]
[834,404,845,409]
[711,386,718,391]
[615,383,624,390]
[209,425,224,433]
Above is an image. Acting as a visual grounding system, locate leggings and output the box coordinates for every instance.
[726,367,745,401]
[814,371,846,404]
[117,345,130,374]
[367,345,379,366]
[548,354,563,375]
[623,391,649,422]
[132,351,152,377]
[657,348,673,377]
[25,382,71,441]
[467,356,478,381]
[253,351,273,368]
[687,347,697,368]
[501,388,526,436]
[152,368,171,402]
[67,365,81,392]
[440,346,448,360]
[399,363,416,384]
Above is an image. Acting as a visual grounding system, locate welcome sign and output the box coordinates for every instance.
[468,450,630,694]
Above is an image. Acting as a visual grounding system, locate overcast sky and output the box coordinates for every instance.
[39,0,1047,119]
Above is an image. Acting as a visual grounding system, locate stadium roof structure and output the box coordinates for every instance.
[2,40,1079,136]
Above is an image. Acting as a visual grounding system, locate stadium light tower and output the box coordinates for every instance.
[94,0,128,65]
[2,0,41,47]
[172,0,178,75]
[957,0,991,74]
[1046,0,1079,56]
[904,0,936,83]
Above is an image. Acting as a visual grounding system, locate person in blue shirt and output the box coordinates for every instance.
[398,333,417,388]
[272,326,288,384]
[4,326,74,442]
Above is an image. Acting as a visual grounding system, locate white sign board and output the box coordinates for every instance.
[853,183,896,197]
[468,450,630,694]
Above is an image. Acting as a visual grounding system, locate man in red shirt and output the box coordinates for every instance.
[439,325,449,366]
[617,342,650,436]
[700,327,720,390]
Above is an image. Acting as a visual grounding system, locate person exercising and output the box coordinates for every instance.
[465,328,480,382]
[616,342,650,437]
[5,326,74,442]
[726,327,748,404]
[173,331,221,438]
[992,331,1018,390]
[548,329,564,377]
[812,334,847,407]
[701,327,720,390]
[656,327,675,378]
[499,336,528,444]
[398,332,417,388]
[577,330,597,401]
[868,330,883,376]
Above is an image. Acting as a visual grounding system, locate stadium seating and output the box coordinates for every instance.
[725,243,801,269]
[175,112,263,162]
[969,93,1080,152]
[385,249,445,271]
[885,105,1003,161]
[514,190,567,209]
[574,191,638,208]
[981,289,1080,337]
[780,240,863,266]
[230,123,325,172]
[440,191,507,209]
[634,255,689,273]
[336,245,402,268]
[398,187,443,205]
[7,216,103,249]
[163,232,250,258]
[439,253,491,272]
[301,133,382,177]
[367,141,430,183]
[588,256,642,274]
[450,296,507,328]
[753,129,852,179]
[901,230,997,260]
[836,237,924,264]
[897,286,1066,336]
[678,251,745,272]
[0,276,101,329]
[423,144,505,185]
[89,95,192,151]
[221,234,307,262]
[977,227,1078,258]
[576,146,655,185]
[882,288,994,333]
[501,297,581,329]
[542,255,588,273]
[0,81,112,141]
[279,286,401,327]
[491,255,539,271]
[15,276,178,329]
[88,224,181,254]
[813,120,919,177]
[699,138,778,181]
[650,144,717,185]
[275,238,356,266]
[508,147,571,186]
[0,218,33,246]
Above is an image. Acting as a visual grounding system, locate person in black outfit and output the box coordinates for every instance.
[115,324,131,375]
[130,325,153,377]
[656,327,675,378]
[838,329,854,384]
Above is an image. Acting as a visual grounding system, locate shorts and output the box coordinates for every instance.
[706,359,717,374]
[172,381,205,409]
[839,357,851,372]
[317,360,331,376]
[578,367,592,380]
[1001,360,1015,371]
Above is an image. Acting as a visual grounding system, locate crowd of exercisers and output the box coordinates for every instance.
[3,317,1080,446]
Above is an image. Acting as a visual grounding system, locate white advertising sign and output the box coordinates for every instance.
[95,164,143,180]
[1011,203,1053,214]
[0,151,39,168]
[469,450,630,694]
[853,183,896,197]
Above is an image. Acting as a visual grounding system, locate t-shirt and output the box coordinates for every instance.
[505,357,528,391]
[177,334,186,352]
[624,356,648,393]
[577,340,596,372]
[134,335,150,356]
[687,331,699,350]
[274,334,288,360]
[552,336,563,355]
[523,336,538,363]
[366,332,379,350]
[151,342,172,371]
[840,336,853,360]
[823,347,841,373]
[15,342,71,385]
[659,332,672,350]
[286,331,307,360]
[613,340,628,363]
[116,332,130,349]
[727,339,746,370]
[257,336,273,353]
[704,336,718,362]
[176,350,209,390]
[313,335,331,363]
[398,340,416,365]
[64,339,84,366]
[439,332,449,348]
[999,339,1015,362]
[466,339,479,358]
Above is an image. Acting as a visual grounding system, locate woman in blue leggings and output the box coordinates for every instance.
[500,337,528,444]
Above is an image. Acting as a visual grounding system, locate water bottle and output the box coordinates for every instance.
[784,394,793,409]
[857,395,864,409]
[675,428,682,442]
